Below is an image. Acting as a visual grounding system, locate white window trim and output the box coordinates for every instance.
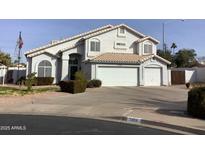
[114,41,127,50]
[38,66,52,77]
[89,39,100,52]
[143,42,153,55]
[38,61,52,77]
[117,27,126,37]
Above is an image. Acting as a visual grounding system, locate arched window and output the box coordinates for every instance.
[90,38,100,52]
[38,60,52,77]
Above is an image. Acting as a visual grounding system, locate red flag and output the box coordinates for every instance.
[17,32,23,49]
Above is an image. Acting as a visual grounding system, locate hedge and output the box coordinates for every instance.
[87,79,102,88]
[16,76,26,85]
[187,87,205,118]
[35,77,54,86]
[59,80,87,94]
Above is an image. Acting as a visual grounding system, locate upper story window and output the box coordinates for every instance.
[116,42,126,46]
[144,43,153,54]
[114,41,127,49]
[120,28,125,34]
[117,27,126,37]
[90,38,100,52]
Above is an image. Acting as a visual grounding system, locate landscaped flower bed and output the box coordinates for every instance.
[0,86,59,96]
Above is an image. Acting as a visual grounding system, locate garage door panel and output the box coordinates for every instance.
[97,66,138,86]
[144,67,162,86]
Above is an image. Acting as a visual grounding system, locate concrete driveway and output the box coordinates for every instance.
[0,86,205,134]
[0,86,187,117]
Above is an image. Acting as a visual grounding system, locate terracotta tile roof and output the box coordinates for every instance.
[89,53,171,64]
[90,53,154,64]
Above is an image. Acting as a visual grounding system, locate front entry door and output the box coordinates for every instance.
[70,66,78,80]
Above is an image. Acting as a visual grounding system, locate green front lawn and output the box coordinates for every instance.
[0,86,59,96]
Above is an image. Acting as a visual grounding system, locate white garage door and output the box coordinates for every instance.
[144,67,162,86]
[97,66,138,86]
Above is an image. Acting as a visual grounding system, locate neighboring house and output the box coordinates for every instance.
[0,63,7,84]
[0,64,27,84]
[25,24,171,86]
[6,66,26,83]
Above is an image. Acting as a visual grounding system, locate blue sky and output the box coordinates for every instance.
[0,19,204,62]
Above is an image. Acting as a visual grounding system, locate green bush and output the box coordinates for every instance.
[75,71,86,81]
[59,80,86,94]
[25,73,37,91]
[16,76,26,85]
[187,87,205,118]
[74,71,87,91]
[87,79,102,88]
[35,77,54,86]
[59,71,87,94]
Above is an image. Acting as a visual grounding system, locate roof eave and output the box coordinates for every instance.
[136,36,160,44]
[26,51,60,58]
[24,24,113,55]
[154,55,171,64]
[88,60,141,65]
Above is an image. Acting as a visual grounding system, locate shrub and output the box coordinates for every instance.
[59,80,86,94]
[87,79,102,88]
[74,71,87,90]
[74,71,86,81]
[25,73,37,91]
[187,87,205,118]
[59,71,87,94]
[185,82,190,89]
[16,76,26,85]
[7,78,13,83]
[35,77,54,86]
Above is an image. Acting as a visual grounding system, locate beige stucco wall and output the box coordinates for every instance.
[85,28,157,60]
[26,26,160,84]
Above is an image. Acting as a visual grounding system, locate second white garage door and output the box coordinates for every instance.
[97,66,139,86]
[144,67,162,86]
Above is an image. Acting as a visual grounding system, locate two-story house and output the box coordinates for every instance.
[25,24,171,86]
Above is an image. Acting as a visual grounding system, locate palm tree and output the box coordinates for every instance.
[171,43,177,54]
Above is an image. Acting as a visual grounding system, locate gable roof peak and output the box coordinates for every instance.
[25,24,113,56]
[116,23,127,27]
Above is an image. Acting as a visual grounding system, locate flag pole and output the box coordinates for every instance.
[17,31,21,85]
[17,47,21,83]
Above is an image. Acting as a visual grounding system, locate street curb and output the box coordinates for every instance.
[105,116,205,135]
